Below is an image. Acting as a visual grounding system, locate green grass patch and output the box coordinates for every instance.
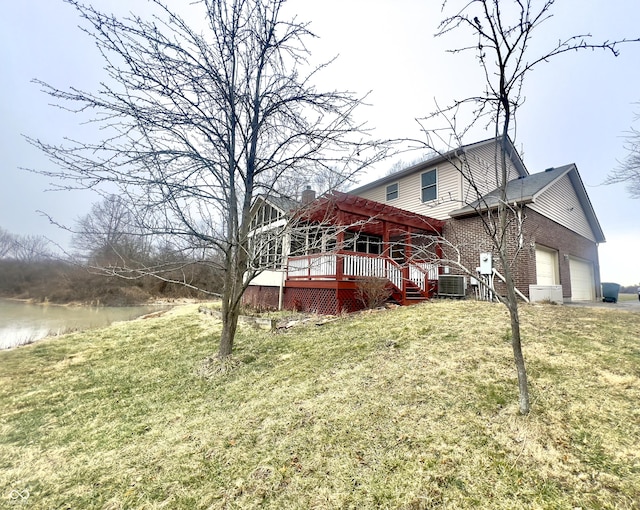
[1,301,639,508]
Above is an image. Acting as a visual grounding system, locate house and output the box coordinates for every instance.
[244,138,604,313]
[244,190,444,314]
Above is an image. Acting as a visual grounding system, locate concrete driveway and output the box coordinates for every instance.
[565,295,640,311]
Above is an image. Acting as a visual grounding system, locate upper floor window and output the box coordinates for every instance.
[386,182,399,201]
[421,169,437,202]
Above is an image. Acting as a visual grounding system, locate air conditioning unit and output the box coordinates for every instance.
[438,275,466,298]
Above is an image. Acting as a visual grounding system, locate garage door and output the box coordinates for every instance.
[536,247,558,285]
[569,258,595,301]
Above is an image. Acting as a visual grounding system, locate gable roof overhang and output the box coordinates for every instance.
[249,193,300,217]
[349,137,528,195]
[296,191,445,237]
[449,164,606,243]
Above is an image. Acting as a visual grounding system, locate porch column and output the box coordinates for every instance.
[336,229,345,251]
[404,227,413,261]
[336,228,344,281]
[382,220,390,258]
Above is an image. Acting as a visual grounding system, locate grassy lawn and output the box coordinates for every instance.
[1,301,639,509]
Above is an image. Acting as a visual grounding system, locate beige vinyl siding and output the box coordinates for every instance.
[461,144,522,203]
[354,142,523,220]
[356,159,462,220]
[529,175,596,242]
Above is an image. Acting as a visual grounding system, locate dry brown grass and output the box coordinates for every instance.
[1,301,639,508]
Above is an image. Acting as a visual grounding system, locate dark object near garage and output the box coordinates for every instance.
[601,282,621,303]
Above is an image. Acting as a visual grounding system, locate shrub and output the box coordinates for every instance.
[355,276,392,309]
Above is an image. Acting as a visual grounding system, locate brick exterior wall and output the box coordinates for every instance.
[524,208,601,299]
[442,207,601,299]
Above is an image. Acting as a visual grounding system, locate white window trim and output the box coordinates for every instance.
[386,182,399,201]
[421,168,437,203]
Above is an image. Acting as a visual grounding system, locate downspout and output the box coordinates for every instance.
[278,270,285,311]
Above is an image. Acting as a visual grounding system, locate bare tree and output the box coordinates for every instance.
[0,227,16,259]
[26,0,384,358]
[606,110,640,198]
[73,195,151,266]
[418,0,637,415]
[0,227,51,262]
[11,234,51,263]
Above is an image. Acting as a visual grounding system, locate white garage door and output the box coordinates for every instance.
[536,247,558,285]
[569,258,595,301]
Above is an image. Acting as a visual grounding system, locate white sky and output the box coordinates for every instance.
[1,0,639,285]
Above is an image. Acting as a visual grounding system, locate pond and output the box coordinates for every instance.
[0,298,168,350]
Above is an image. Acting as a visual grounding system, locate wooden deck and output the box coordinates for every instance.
[285,252,438,306]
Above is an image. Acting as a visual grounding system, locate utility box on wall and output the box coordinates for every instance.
[479,253,492,275]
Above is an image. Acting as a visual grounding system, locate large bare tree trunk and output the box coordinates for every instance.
[219,299,239,358]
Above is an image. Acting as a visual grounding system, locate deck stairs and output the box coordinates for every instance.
[388,277,431,306]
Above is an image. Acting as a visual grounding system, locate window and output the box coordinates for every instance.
[254,234,283,268]
[344,232,382,255]
[386,182,398,201]
[421,169,437,202]
[289,224,336,255]
[250,203,282,230]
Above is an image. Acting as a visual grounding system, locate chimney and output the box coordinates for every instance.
[301,185,316,205]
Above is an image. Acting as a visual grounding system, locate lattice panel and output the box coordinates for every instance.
[282,287,365,315]
[337,289,362,313]
[284,288,338,315]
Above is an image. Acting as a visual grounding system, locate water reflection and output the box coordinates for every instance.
[0,299,167,349]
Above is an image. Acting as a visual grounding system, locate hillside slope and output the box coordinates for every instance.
[1,301,639,509]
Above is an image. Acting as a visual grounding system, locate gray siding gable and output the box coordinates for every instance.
[451,164,605,243]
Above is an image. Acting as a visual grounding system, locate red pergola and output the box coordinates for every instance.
[296,190,444,255]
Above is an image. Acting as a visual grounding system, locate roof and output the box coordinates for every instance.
[298,191,445,234]
[451,165,571,212]
[250,193,300,215]
[350,137,528,195]
[450,164,606,243]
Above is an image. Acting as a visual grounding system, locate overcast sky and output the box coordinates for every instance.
[1,0,639,285]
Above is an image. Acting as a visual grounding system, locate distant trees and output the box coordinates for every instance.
[0,227,14,259]
[0,227,50,262]
[72,195,150,266]
[70,194,226,301]
[28,0,383,358]
[0,221,215,304]
[0,226,59,301]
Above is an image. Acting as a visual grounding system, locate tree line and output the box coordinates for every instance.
[0,196,224,305]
